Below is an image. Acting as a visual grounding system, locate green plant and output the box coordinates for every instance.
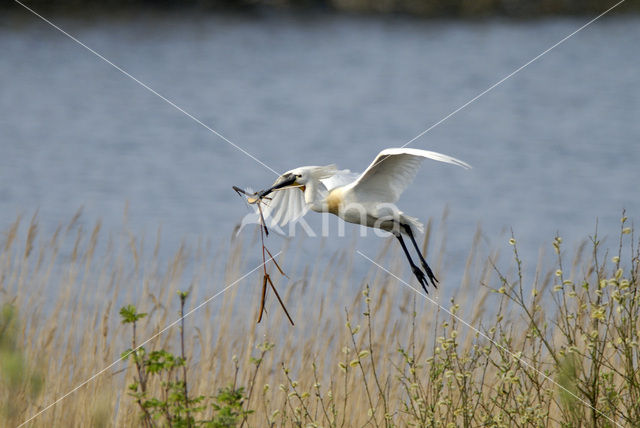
[120,293,258,427]
[487,213,640,427]
[4,210,639,426]
[0,303,44,425]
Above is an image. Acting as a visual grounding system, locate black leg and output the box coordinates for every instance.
[395,233,430,294]
[403,224,438,288]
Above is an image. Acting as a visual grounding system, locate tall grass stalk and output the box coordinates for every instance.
[0,211,638,426]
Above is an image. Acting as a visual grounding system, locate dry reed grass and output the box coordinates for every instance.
[0,210,638,427]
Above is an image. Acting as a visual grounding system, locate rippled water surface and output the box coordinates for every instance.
[1,12,639,297]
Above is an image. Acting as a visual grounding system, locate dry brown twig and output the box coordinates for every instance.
[233,186,294,325]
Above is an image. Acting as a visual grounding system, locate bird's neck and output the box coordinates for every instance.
[305,179,328,212]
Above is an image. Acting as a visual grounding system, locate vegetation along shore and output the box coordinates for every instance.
[3,0,640,18]
[0,211,638,426]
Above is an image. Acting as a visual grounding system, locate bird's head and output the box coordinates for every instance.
[286,167,311,190]
[257,169,305,199]
[258,165,336,199]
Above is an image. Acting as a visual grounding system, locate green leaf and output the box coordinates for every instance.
[119,305,147,324]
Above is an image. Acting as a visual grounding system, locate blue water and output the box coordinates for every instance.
[1,12,639,300]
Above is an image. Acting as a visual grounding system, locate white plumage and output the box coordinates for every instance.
[249,147,471,292]
[260,180,308,227]
[346,148,470,203]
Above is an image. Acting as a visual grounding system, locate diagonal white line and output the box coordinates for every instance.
[357,250,622,428]
[401,0,625,148]
[18,252,281,428]
[13,0,280,177]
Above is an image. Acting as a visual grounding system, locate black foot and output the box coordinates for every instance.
[401,223,439,289]
[411,265,430,294]
[420,261,438,289]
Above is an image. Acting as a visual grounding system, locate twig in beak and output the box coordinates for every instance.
[234,184,294,326]
[257,202,269,237]
[232,186,253,197]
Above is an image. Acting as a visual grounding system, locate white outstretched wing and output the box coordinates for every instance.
[320,169,359,190]
[348,148,471,203]
[260,186,308,227]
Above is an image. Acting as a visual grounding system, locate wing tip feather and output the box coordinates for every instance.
[380,147,471,169]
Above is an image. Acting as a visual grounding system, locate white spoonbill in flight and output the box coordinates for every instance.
[250,148,471,293]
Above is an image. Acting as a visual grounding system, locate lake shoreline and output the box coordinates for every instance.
[3,0,640,21]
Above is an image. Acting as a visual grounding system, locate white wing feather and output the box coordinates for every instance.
[257,165,338,228]
[347,148,470,203]
[260,186,308,227]
[250,149,469,227]
[320,169,359,190]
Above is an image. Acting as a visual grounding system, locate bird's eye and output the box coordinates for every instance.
[296,174,302,178]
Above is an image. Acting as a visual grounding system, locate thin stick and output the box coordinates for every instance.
[258,203,269,321]
[257,275,268,323]
[265,247,288,278]
[234,184,294,325]
[265,274,294,326]
[257,201,269,237]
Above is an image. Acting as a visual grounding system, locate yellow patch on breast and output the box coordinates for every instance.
[326,189,342,215]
